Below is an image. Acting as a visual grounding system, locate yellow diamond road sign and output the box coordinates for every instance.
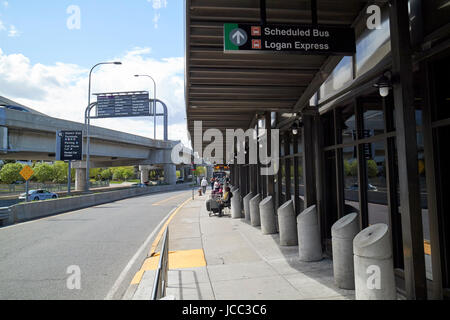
[20,165,34,181]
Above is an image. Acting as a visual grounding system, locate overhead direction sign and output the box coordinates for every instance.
[56,130,83,161]
[95,92,150,119]
[224,23,356,55]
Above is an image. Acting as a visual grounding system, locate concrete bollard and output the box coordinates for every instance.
[277,200,298,246]
[243,192,254,221]
[230,186,238,193]
[231,188,242,219]
[259,196,277,235]
[331,212,359,289]
[249,194,261,227]
[353,224,396,300]
[297,205,322,261]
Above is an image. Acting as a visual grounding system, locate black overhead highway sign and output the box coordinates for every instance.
[56,130,83,161]
[224,23,356,55]
[95,92,150,119]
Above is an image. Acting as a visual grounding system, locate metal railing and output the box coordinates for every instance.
[151,227,169,300]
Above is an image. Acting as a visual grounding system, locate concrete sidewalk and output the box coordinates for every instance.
[129,192,356,300]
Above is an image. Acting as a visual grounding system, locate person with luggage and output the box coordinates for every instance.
[217,186,232,217]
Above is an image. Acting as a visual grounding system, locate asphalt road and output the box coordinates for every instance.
[0,190,192,300]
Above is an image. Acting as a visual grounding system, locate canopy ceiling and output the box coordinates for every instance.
[185,0,370,143]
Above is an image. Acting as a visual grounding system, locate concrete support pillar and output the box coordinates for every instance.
[331,213,359,289]
[353,224,396,300]
[249,194,261,227]
[278,200,298,246]
[140,167,150,184]
[75,168,87,191]
[231,188,242,219]
[164,164,177,185]
[243,192,254,222]
[297,205,322,261]
[259,196,277,235]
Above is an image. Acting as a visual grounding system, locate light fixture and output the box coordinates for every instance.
[374,71,392,97]
[290,120,302,135]
[292,122,299,135]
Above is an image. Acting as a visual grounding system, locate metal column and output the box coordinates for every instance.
[389,0,427,300]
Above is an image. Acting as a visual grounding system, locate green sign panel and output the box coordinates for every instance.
[224,23,356,55]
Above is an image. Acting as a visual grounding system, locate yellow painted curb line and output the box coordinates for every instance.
[130,197,193,285]
[131,249,206,285]
[148,197,192,257]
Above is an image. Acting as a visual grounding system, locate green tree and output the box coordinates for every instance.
[121,167,135,181]
[344,160,351,176]
[196,166,206,177]
[33,163,54,183]
[101,168,113,180]
[349,161,358,177]
[112,167,124,181]
[0,162,24,184]
[367,160,379,178]
[53,161,69,183]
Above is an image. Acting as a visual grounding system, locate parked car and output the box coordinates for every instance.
[176,177,184,184]
[349,183,378,192]
[131,183,147,188]
[19,190,58,201]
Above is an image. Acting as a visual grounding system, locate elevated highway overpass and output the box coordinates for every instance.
[0,96,190,190]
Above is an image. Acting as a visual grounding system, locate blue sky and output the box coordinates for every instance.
[0,0,184,66]
[0,0,189,145]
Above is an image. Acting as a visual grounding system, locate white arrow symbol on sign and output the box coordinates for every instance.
[232,30,246,45]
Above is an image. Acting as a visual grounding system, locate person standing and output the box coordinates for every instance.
[201,177,208,194]
[210,177,215,190]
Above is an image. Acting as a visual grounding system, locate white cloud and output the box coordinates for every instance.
[0,47,189,146]
[7,24,20,37]
[0,19,6,31]
[2,1,8,8]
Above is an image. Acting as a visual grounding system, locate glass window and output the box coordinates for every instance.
[363,101,385,137]
[367,141,389,225]
[355,16,390,77]
[319,56,353,101]
[342,146,360,212]
[338,105,357,145]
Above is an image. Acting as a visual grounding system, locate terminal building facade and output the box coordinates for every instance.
[185,0,450,299]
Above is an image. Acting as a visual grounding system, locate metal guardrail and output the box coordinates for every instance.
[151,227,169,300]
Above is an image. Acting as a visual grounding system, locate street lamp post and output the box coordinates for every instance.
[134,74,157,139]
[85,61,122,192]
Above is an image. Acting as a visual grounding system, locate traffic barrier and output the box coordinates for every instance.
[7,184,191,225]
[331,212,359,289]
[297,205,322,261]
[249,194,261,227]
[259,196,277,235]
[277,200,297,246]
[231,188,242,219]
[353,224,396,300]
[243,192,253,221]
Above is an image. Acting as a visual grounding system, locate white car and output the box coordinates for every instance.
[19,189,58,201]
